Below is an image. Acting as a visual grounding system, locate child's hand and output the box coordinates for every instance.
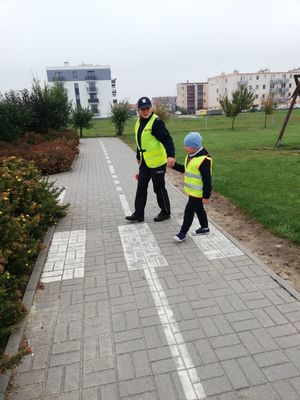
[167,157,175,168]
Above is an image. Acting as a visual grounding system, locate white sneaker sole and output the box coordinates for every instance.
[192,231,210,236]
[173,235,186,243]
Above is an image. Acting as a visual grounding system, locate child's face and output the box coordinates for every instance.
[184,145,199,155]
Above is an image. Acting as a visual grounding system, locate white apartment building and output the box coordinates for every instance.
[46,62,117,117]
[208,68,300,109]
[176,82,208,114]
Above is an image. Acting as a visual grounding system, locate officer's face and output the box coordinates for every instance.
[138,107,152,119]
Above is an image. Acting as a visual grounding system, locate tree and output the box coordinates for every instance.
[71,106,93,137]
[26,79,72,133]
[261,96,277,128]
[220,85,254,129]
[153,102,170,121]
[110,100,132,136]
[0,90,31,141]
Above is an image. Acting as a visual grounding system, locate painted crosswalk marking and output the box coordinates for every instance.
[41,230,86,283]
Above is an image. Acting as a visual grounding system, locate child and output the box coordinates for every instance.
[172,131,213,242]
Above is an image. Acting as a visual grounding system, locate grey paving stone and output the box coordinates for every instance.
[64,362,80,392]
[237,356,267,385]
[118,376,155,397]
[221,359,249,389]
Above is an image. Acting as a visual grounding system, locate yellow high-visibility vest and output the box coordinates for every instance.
[184,155,213,198]
[135,113,167,168]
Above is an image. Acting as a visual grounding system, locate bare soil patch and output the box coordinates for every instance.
[167,169,300,291]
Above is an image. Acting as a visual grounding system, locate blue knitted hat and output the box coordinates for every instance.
[184,132,202,148]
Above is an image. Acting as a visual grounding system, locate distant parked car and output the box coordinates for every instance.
[275,105,289,110]
[174,111,182,115]
[207,109,224,116]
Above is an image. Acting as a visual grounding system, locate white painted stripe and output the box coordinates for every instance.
[109,165,116,174]
[119,194,131,217]
[100,140,206,398]
[57,188,66,204]
[185,220,244,259]
[119,223,206,399]
[41,230,86,283]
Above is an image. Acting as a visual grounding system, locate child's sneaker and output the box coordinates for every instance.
[192,227,210,236]
[173,232,186,242]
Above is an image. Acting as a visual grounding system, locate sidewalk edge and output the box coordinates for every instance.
[0,226,55,400]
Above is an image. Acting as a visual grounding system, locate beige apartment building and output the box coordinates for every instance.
[176,81,208,114]
[208,68,300,109]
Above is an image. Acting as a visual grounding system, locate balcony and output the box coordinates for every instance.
[270,79,281,84]
[87,87,98,93]
[88,98,99,103]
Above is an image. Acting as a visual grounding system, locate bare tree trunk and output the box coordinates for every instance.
[264,113,267,128]
[231,117,235,130]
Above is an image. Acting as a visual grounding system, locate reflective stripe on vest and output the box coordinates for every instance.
[184,155,212,198]
[135,113,167,168]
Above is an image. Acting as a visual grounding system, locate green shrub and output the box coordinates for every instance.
[0,157,68,369]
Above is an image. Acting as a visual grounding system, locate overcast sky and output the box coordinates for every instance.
[0,0,299,103]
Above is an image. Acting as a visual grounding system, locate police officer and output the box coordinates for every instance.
[125,96,175,222]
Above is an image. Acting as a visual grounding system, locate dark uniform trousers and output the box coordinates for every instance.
[180,196,208,234]
[135,162,170,217]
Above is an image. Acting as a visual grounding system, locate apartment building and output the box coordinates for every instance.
[46,62,117,117]
[208,68,300,109]
[176,82,208,114]
[152,96,176,113]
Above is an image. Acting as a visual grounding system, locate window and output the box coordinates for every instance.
[256,85,259,90]
[263,85,266,89]
[72,71,78,78]
[289,83,292,88]
[74,83,80,96]
[249,85,252,90]
[87,70,96,80]
[91,104,99,113]
[89,82,96,92]
[256,75,259,80]
[262,94,265,99]
[55,71,63,80]
[255,94,259,99]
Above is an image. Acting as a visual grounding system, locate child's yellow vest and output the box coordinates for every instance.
[184,155,213,198]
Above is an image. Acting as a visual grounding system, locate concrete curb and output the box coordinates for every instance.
[0,226,55,400]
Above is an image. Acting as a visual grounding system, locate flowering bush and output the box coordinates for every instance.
[0,129,79,175]
[0,157,68,371]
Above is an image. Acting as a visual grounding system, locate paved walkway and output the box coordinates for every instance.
[5,138,300,399]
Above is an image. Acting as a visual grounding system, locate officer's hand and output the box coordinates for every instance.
[203,198,210,204]
[167,157,175,168]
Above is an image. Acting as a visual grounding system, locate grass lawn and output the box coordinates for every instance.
[83,110,300,244]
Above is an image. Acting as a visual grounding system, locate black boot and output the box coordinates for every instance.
[125,213,144,222]
[153,212,171,222]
